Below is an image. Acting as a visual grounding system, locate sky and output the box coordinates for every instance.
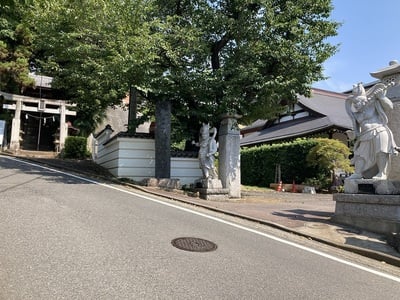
[313,0,400,92]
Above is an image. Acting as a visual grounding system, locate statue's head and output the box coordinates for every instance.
[200,123,210,139]
[350,83,368,111]
[352,82,366,98]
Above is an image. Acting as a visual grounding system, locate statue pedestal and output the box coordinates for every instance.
[333,193,400,234]
[344,179,400,195]
[196,179,230,201]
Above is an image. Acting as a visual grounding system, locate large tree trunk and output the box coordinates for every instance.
[155,99,171,178]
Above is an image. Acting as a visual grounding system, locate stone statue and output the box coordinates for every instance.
[346,82,398,179]
[199,123,218,179]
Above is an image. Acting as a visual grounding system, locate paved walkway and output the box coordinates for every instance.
[8,153,400,267]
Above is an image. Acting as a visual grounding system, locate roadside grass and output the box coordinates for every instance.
[241,185,275,193]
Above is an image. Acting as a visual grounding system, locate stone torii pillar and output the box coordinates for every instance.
[59,102,68,150]
[9,99,22,151]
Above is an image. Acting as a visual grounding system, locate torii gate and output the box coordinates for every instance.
[0,91,76,151]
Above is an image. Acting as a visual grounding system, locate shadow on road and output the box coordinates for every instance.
[0,156,103,186]
[272,209,333,223]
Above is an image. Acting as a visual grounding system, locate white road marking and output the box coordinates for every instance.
[4,155,400,283]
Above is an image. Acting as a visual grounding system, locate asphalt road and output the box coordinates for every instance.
[0,155,399,299]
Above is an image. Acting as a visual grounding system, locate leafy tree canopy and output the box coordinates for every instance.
[145,0,339,128]
[24,0,338,139]
[27,0,155,135]
[0,0,34,93]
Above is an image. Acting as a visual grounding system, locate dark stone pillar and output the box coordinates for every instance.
[155,99,171,178]
[128,86,137,134]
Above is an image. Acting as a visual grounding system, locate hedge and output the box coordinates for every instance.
[241,138,327,187]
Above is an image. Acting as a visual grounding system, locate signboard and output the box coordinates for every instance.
[0,120,5,149]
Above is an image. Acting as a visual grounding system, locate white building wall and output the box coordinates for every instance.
[95,138,121,177]
[93,135,201,186]
[171,157,202,186]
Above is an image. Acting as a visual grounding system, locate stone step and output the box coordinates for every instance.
[16,150,58,158]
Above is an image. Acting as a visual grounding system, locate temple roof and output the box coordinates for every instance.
[29,73,53,88]
[240,88,352,147]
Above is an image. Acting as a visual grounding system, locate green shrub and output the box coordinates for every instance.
[306,138,353,174]
[63,136,89,159]
[241,138,347,188]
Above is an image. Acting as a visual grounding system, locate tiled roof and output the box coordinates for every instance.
[297,89,352,129]
[240,88,353,146]
[29,73,53,88]
[240,119,268,134]
[240,116,340,146]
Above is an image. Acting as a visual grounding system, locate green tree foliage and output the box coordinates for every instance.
[146,0,339,129]
[0,0,34,93]
[27,0,339,140]
[306,137,353,177]
[28,0,155,135]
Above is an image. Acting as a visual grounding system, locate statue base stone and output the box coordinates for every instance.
[344,179,400,194]
[195,179,230,201]
[333,193,400,235]
[144,178,180,190]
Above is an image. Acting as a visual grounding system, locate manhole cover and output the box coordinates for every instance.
[171,237,217,252]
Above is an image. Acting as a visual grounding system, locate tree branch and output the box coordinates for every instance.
[211,34,231,70]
